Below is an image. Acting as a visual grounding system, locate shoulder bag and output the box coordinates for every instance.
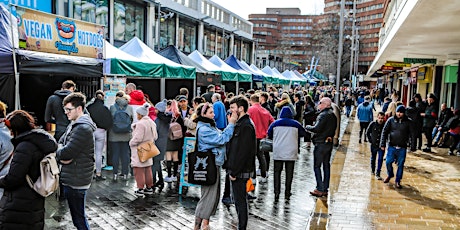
[137,122,160,163]
[188,128,217,185]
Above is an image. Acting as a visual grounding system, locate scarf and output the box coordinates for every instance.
[195,116,216,127]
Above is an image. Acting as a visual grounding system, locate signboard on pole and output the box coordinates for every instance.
[103,76,126,107]
[14,6,105,58]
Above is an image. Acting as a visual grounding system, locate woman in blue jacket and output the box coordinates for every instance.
[194,102,237,230]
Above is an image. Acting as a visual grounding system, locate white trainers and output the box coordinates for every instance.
[256,169,261,176]
[134,189,144,196]
[164,176,173,183]
[258,177,268,183]
[172,176,177,182]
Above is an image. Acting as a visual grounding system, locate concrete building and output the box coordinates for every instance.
[367,0,460,109]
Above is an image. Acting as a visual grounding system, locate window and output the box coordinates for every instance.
[178,21,197,53]
[72,0,108,37]
[113,1,145,43]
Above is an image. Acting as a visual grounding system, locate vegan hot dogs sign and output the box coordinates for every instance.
[15,6,104,59]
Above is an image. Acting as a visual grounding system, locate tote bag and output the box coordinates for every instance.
[188,128,217,185]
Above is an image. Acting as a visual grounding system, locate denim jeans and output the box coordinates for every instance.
[110,141,130,176]
[274,160,295,196]
[370,146,384,175]
[313,142,333,192]
[231,177,249,230]
[63,185,89,230]
[386,145,407,183]
[346,105,352,117]
[432,127,443,144]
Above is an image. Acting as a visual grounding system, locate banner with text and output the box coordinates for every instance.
[15,6,104,58]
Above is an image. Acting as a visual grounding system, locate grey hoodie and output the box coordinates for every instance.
[108,97,134,142]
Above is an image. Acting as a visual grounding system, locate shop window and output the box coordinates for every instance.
[72,0,108,36]
[114,0,145,43]
[178,21,197,53]
[159,14,176,49]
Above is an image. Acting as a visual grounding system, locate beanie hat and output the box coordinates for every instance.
[136,103,150,116]
[396,105,406,113]
[155,99,167,113]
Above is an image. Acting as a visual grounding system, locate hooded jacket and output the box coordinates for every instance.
[423,102,438,128]
[154,112,171,160]
[44,90,72,139]
[267,107,307,161]
[108,97,134,142]
[0,129,57,229]
[57,114,96,189]
[357,101,374,122]
[274,99,296,119]
[305,107,337,144]
[225,114,256,178]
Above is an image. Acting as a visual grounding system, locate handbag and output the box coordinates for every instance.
[259,138,273,152]
[137,123,160,163]
[188,128,217,185]
[246,178,255,192]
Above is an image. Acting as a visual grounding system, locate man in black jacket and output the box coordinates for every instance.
[226,96,256,230]
[380,105,416,189]
[57,92,96,230]
[366,111,385,180]
[306,97,337,197]
[44,80,75,140]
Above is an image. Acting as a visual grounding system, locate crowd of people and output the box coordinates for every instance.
[0,79,458,229]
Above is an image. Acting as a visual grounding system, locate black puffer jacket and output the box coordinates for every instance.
[44,90,72,139]
[0,129,57,230]
[366,120,384,148]
[87,99,113,130]
[306,107,337,144]
[380,115,416,149]
[57,114,96,188]
[225,114,257,178]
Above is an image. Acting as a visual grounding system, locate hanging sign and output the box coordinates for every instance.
[384,61,411,68]
[403,58,437,64]
[14,6,105,58]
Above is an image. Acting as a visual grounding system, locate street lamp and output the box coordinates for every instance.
[335,0,345,105]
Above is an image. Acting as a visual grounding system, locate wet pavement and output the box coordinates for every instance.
[44,117,349,230]
[309,106,460,230]
[44,106,460,229]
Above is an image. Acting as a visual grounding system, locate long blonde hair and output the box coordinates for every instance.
[386,101,397,117]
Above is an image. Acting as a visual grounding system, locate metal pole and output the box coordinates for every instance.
[349,0,356,80]
[455,60,460,109]
[335,0,345,105]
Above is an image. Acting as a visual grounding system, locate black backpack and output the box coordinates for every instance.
[112,104,131,133]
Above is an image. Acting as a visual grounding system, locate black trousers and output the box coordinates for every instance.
[359,122,370,140]
[423,126,434,148]
[273,160,295,196]
[255,139,267,178]
[231,177,249,230]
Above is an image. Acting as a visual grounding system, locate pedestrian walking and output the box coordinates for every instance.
[248,94,274,183]
[193,102,236,230]
[306,97,337,197]
[357,96,374,143]
[57,92,96,229]
[0,100,13,198]
[366,111,386,180]
[109,91,134,181]
[225,96,257,230]
[129,103,158,196]
[0,110,57,229]
[380,105,416,189]
[267,106,307,200]
[87,90,113,181]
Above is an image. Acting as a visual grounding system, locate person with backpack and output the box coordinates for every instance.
[87,90,113,181]
[164,100,186,183]
[0,110,57,229]
[109,91,134,181]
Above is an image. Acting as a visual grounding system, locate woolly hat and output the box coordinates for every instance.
[396,105,406,113]
[136,103,150,116]
[155,99,168,113]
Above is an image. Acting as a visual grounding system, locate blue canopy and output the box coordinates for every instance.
[225,55,264,82]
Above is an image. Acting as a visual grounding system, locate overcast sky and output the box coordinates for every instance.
[210,0,325,19]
